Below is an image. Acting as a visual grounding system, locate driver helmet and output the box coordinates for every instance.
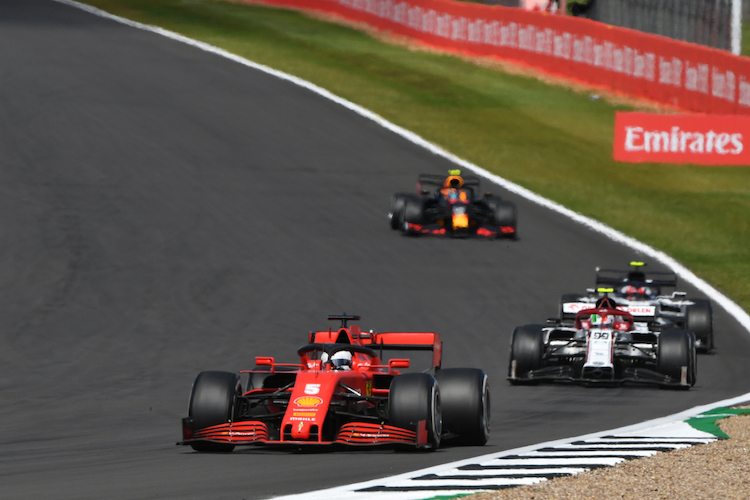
[590,313,608,326]
[443,175,463,189]
[330,350,352,370]
[620,284,654,298]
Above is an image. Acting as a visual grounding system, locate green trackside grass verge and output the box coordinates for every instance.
[79,0,750,313]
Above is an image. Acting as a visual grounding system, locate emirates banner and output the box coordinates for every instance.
[613,112,750,165]
[245,0,750,115]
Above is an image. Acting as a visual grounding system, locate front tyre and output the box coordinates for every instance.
[389,193,413,230]
[508,325,545,384]
[389,373,441,450]
[657,329,696,389]
[188,371,241,452]
[435,368,490,445]
[492,201,517,230]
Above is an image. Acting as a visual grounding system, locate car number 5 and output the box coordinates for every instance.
[304,384,321,395]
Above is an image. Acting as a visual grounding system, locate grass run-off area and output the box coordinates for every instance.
[80,0,750,313]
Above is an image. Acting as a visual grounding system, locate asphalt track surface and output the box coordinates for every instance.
[2,1,750,499]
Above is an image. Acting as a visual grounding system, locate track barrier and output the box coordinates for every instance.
[246,0,750,115]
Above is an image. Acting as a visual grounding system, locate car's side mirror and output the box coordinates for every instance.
[389,359,410,369]
[255,356,274,366]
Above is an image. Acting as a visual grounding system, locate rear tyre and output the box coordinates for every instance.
[508,325,545,384]
[188,371,241,452]
[657,329,696,389]
[434,368,490,445]
[389,373,441,450]
[389,193,413,230]
[686,299,713,352]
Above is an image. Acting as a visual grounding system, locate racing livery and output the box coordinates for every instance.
[180,315,490,452]
[559,262,713,352]
[509,297,696,388]
[389,170,517,238]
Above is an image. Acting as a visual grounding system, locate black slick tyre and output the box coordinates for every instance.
[403,197,424,222]
[686,298,713,352]
[508,325,544,384]
[492,201,517,230]
[401,197,424,235]
[434,368,490,445]
[188,371,241,452]
[389,373,441,450]
[657,329,696,389]
[389,193,412,230]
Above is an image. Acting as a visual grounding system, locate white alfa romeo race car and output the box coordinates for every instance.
[509,296,696,388]
[559,262,713,352]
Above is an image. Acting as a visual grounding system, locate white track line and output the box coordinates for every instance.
[52,1,750,498]
[270,392,750,499]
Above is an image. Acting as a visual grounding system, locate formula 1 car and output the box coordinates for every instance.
[559,262,713,352]
[180,315,490,452]
[509,297,696,388]
[389,170,517,238]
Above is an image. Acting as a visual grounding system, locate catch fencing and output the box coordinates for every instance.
[246,0,750,114]
[474,0,742,54]
[588,0,735,52]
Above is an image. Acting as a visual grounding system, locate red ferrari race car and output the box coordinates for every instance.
[389,170,517,238]
[180,315,490,452]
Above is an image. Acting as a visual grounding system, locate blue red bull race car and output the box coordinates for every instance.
[389,170,517,238]
[180,315,490,451]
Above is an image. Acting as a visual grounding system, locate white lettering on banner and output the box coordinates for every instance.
[451,17,467,41]
[468,19,482,43]
[334,0,748,110]
[623,47,633,75]
[394,1,407,24]
[484,20,499,46]
[659,56,683,86]
[740,77,750,107]
[500,22,517,48]
[712,67,736,102]
[553,32,571,59]
[624,126,743,155]
[594,44,604,68]
[572,36,584,63]
[685,63,709,93]
[604,42,614,70]
[633,51,656,81]
[407,6,419,29]
[437,14,451,38]
[518,25,533,51]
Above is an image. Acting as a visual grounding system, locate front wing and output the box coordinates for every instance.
[180,419,425,448]
[405,222,515,237]
[509,364,692,388]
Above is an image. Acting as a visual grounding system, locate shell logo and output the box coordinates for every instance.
[294,396,323,407]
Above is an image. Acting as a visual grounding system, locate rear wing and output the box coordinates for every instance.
[417,173,481,194]
[595,268,678,289]
[363,332,442,370]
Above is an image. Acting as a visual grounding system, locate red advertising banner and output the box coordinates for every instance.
[613,112,750,165]
[245,0,750,116]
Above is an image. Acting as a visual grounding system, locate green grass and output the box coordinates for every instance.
[81,0,750,312]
